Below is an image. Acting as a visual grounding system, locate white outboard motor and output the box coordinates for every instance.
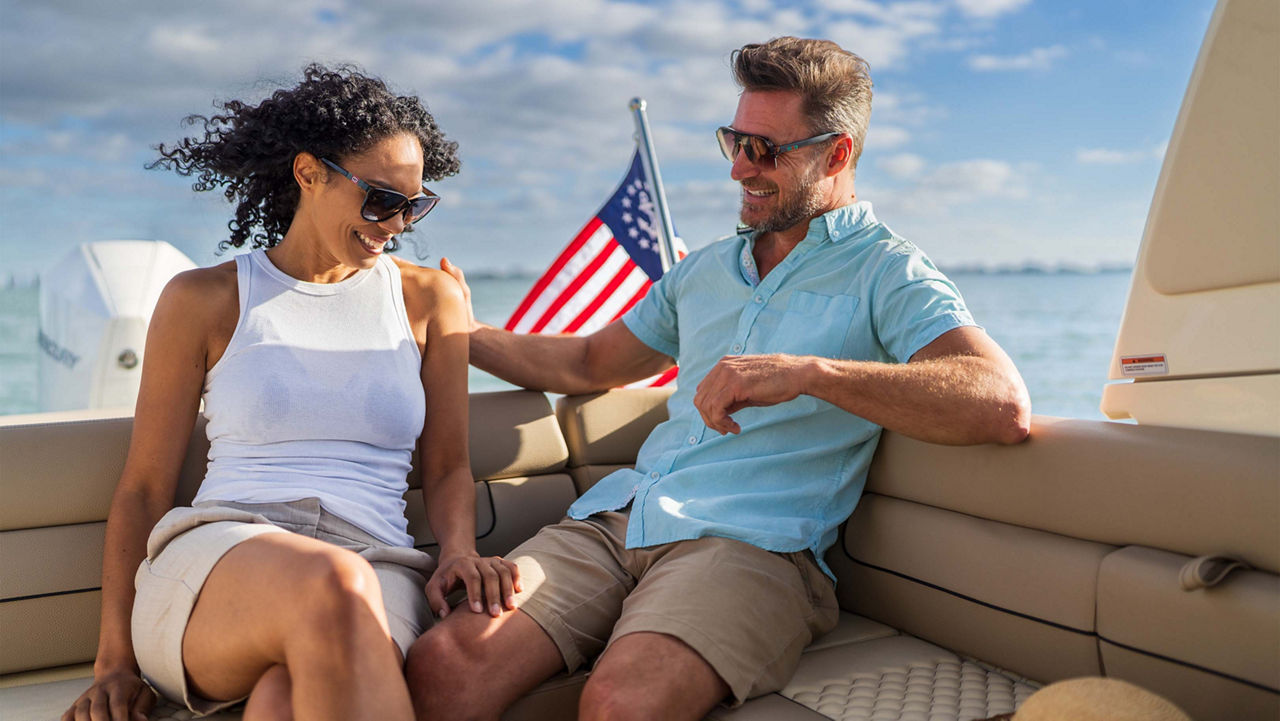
[38,241,197,412]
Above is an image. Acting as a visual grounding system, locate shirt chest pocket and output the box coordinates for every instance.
[763,291,860,358]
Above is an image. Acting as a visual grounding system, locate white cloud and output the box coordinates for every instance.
[1075,145,1166,164]
[880,153,926,179]
[925,159,1027,198]
[970,45,1068,71]
[870,158,1030,219]
[954,0,1031,19]
[0,0,1157,277]
[826,10,944,70]
[821,0,891,17]
[738,0,774,12]
[867,125,911,148]
[871,91,944,129]
[147,25,223,62]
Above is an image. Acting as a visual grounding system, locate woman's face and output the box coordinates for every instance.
[314,132,426,269]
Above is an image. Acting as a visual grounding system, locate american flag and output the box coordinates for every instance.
[505,150,685,387]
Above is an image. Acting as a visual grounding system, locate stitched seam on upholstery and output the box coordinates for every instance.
[1098,637,1280,695]
[1,587,99,603]
[848,556,1093,636]
[414,480,499,549]
[850,555,1279,695]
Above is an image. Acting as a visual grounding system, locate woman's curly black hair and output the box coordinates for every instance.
[149,64,460,251]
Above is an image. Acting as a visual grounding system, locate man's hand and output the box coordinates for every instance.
[425,552,522,620]
[694,354,812,434]
[63,667,156,721]
[439,258,479,332]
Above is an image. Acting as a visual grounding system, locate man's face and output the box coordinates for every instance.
[729,90,829,233]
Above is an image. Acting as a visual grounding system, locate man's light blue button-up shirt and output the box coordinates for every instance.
[566,202,976,579]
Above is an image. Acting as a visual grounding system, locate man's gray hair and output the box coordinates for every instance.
[732,37,873,170]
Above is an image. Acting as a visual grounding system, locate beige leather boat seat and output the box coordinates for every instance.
[2,388,1276,721]
[0,391,578,720]
[713,634,1040,721]
[856,418,1280,721]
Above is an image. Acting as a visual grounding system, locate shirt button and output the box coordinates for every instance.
[688,435,697,445]
[731,343,743,352]
[650,471,660,480]
[754,295,764,304]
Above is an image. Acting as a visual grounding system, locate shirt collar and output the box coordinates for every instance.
[742,201,877,246]
[737,201,878,286]
[817,201,877,244]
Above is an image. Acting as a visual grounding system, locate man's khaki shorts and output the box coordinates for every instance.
[132,498,435,715]
[507,508,839,704]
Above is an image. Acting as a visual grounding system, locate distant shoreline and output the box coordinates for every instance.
[458,262,1135,282]
[0,262,1134,289]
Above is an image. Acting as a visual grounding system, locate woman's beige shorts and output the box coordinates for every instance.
[131,498,434,715]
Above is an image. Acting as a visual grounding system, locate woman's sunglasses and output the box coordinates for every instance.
[321,158,440,224]
[715,126,842,167]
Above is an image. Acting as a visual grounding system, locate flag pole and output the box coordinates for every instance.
[629,97,677,273]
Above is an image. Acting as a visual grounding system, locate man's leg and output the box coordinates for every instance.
[406,512,637,721]
[405,606,564,721]
[578,536,840,721]
[580,631,729,721]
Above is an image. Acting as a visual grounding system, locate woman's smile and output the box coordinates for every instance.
[356,230,390,255]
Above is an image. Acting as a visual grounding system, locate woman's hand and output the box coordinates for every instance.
[62,667,156,721]
[438,257,479,332]
[425,552,522,620]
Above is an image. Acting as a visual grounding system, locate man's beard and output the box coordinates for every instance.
[740,163,826,233]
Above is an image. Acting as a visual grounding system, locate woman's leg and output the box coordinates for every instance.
[181,532,412,721]
[242,665,291,721]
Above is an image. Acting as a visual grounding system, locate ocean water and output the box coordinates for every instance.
[0,270,1131,420]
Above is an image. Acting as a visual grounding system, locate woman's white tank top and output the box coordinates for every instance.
[193,250,426,547]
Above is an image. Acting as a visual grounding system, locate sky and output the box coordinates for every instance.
[0,0,1217,281]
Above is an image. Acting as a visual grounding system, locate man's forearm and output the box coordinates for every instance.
[802,354,1031,445]
[469,323,601,394]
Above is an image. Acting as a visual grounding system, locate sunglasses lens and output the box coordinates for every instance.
[362,189,408,222]
[363,189,440,223]
[743,135,772,163]
[716,127,737,161]
[408,195,439,222]
[716,128,773,164]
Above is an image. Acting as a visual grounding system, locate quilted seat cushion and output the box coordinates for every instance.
[780,636,1039,721]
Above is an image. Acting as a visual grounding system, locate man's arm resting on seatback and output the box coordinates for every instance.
[441,258,673,394]
[693,326,1031,445]
[468,321,673,394]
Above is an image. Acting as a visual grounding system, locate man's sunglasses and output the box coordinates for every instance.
[715,126,842,167]
[321,158,440,224]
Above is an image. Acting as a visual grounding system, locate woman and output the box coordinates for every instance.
[64,65,517,721]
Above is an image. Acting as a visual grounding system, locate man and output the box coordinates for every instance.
[408,36,1031,721]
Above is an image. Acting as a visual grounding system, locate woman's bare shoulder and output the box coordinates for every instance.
[392,256,462,302]
[156,260,239,319]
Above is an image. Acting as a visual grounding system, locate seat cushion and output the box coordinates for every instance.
[0,615,1033,721]
[779,635,1039,721]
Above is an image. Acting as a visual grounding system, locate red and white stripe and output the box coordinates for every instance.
[505,219,652,336]
[506,220,682,388]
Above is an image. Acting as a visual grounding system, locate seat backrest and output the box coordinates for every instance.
[837,416,1280,721]
[554,388,672,495]
[0,390,574,676]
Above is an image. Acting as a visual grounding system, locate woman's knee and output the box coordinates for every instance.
[294,548,385,636]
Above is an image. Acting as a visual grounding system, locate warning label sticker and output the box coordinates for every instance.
[1120,354,1169,377]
